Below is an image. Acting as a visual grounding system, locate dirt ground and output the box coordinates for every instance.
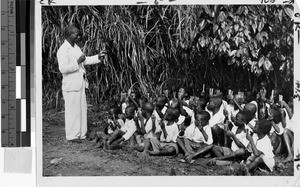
[43,106,293,176]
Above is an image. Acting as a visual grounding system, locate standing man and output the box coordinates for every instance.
[57,25,106,143]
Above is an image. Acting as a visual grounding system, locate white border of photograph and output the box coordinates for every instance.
[36,0,300,187]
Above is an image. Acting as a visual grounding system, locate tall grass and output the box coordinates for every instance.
[42,5,293,110]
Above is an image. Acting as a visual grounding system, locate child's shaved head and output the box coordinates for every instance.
[142,102,155,113]
[269,105,282,124]
[108,105,121,116]
[195,110,211,124]
[165,108,180,121]
[155,95,168,107]
[236,110,252,126]
[207,97,222,111]
[125,105,136,119]
[254,119,272,135]
[244,103,257,113]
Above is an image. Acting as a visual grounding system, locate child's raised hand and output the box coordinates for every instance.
[160,120,165,128]
[151,115,156,122]
[225,130,234,137]
[223,109,228,117]
[133,116,139,122]
[246,129,252,140]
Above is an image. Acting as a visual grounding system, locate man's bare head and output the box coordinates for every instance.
[64,25,82,44]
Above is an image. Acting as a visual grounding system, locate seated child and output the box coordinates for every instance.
[278,99,294,163]
[209,110,251,162]
[243,103,258,133]
[121,89,141,113]
[245,119,275,174]
[91,105,124,148]
[153,95,168,121]
[104,105,137,149]
[206,95,226,146]
[176,86,194,125]
[146,108,180,156]
[134,102,158,154]
[268,104,285,155]
[177,110,212,160]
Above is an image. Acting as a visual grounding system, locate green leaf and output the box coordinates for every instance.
[258,21,264,32]
[263,57,274,72]
[234,24,239,32]
[258,56,264,67]
[199,19,206,31]
[278,9,283,22]
[229,50,237,57]
[252,21,257,33]
[225,42,230,49]
[213,24,219,34]
[203,5,211,16]
[284,7,293,20]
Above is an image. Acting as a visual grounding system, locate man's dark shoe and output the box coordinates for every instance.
[68,138,82,143]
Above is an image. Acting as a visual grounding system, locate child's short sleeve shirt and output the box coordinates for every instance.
[253,134,275,171]
[159,122,179,143]
[184,123,213,145]
[207,108,225,128]
[230,125,249,152]
[121,119,137,141]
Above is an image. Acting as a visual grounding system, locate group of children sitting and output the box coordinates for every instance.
[90,83,294,175]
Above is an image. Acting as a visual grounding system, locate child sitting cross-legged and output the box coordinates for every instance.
[185,110,252,165]
[208,110,252,164]
[91,105,125,148]
[133,102,159,155]
[244,119,275,174]
[103,105,137,150]
[146,107,180,156]
[177,110,213,162]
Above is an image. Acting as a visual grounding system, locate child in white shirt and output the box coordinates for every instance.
[147,108,180,156]
[91,105,124,148]
[245,119,275,173]
[208,110,251,163]
[178,110,213,161]
[104,105,137,149]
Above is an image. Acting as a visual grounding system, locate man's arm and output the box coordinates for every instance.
[84,50,106,65]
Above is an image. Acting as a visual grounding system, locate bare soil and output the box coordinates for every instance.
[43,107,293,176]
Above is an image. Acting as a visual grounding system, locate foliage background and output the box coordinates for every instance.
[42,5,294,110]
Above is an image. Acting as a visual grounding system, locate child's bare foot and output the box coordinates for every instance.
[137,151,148,158]
[147,150,160,156]
[92,141,102,149]
[103,141,111,150]
[207,158,217,166]
[184,152,194,158]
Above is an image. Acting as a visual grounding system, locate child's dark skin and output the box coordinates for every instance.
[91,106,121,148]
[137,102,157,156]
[210,112,248,161]
[245,120,272,173]
[154,96,168,119]
[147,108,179,156]
[207,97,225,146]
[177,112,210,158]
[104,106,135,150]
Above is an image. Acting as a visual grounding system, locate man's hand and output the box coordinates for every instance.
[78,54,86,64]
[98,50,107,60]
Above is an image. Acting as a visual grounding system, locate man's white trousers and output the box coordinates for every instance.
[62,85,87,140]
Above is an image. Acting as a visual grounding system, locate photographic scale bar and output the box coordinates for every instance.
[1,0,31,147]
